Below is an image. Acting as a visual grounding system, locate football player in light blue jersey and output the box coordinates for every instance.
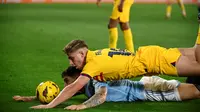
[13,66,200,110]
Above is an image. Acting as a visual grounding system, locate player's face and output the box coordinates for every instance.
[63,75,84,95]
[63,76,77,87]
[68,50,85,69]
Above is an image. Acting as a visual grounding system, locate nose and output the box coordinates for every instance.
[69,60,74,66]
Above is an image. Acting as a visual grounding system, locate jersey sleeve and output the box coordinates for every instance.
[93,80,108,93]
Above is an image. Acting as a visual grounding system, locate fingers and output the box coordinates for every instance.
[64,105,77,110]
[13,95,22,101]
[30,106,40,109]
[76,105,85,110]
[64,105,85,110]
[13,95,32,102]
[30,105,47,109]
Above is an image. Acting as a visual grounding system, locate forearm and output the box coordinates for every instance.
[27,96,37,100]
[120,0,125,5]
[22,96,36,99]
[48,83,82,108]
[25,96,37,102]
[47,76,90,108]
[82,87,107,109]
[13,95,37,102]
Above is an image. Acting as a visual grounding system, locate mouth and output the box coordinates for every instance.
[75,66,79,69]
[75,66,82,70]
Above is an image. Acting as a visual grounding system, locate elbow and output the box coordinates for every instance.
[101,94,106,103]
[100,87,107,103]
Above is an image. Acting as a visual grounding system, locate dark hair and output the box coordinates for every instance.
[61,66,82,78]
[63,40,88,55]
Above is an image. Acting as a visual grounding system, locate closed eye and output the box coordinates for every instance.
[68,56,74,60]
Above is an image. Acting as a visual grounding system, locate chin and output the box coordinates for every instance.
[76,66,82,70]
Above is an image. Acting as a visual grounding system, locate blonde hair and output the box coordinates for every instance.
[63,40,88,55]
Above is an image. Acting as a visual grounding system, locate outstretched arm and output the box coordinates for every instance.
[65,86,107,110]
[13,95,36,102]
[30,75,90,109]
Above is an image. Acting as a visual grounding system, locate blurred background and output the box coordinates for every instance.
[0,0,196,4]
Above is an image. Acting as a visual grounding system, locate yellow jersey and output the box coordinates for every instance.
[81,46,181,82]
[81,48,147,81]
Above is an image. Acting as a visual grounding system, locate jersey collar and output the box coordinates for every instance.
[86,50,96,63]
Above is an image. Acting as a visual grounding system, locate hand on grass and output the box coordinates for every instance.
[13,95,35,102]
[64,104,87,110]
[30,104,51,109]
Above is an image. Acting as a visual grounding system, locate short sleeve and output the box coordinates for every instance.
[93,80,108,93]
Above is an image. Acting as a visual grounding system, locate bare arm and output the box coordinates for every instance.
[13,95,36,102]
[31,75,90,109]
[118,0,125,12]
[65,86,107,110]
[83,86,107,108]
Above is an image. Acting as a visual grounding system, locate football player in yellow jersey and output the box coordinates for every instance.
[31,32,200,109]
[166,0,186,19]
[96,0,135,52]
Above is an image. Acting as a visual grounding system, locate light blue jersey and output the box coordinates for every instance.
[84,79,146,102]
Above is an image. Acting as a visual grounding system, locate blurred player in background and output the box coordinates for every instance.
[166,0,186,19]
[96,0,135,52]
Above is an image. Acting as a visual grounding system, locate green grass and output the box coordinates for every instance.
[0,3,199,112]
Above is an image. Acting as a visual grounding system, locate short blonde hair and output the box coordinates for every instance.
[63,40,88,55]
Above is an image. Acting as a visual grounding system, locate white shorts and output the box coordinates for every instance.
[144,88,181,101]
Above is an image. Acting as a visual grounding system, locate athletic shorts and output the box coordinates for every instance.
[110,0,134,22]
[137,46,181,76]
[144,88,181,101]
